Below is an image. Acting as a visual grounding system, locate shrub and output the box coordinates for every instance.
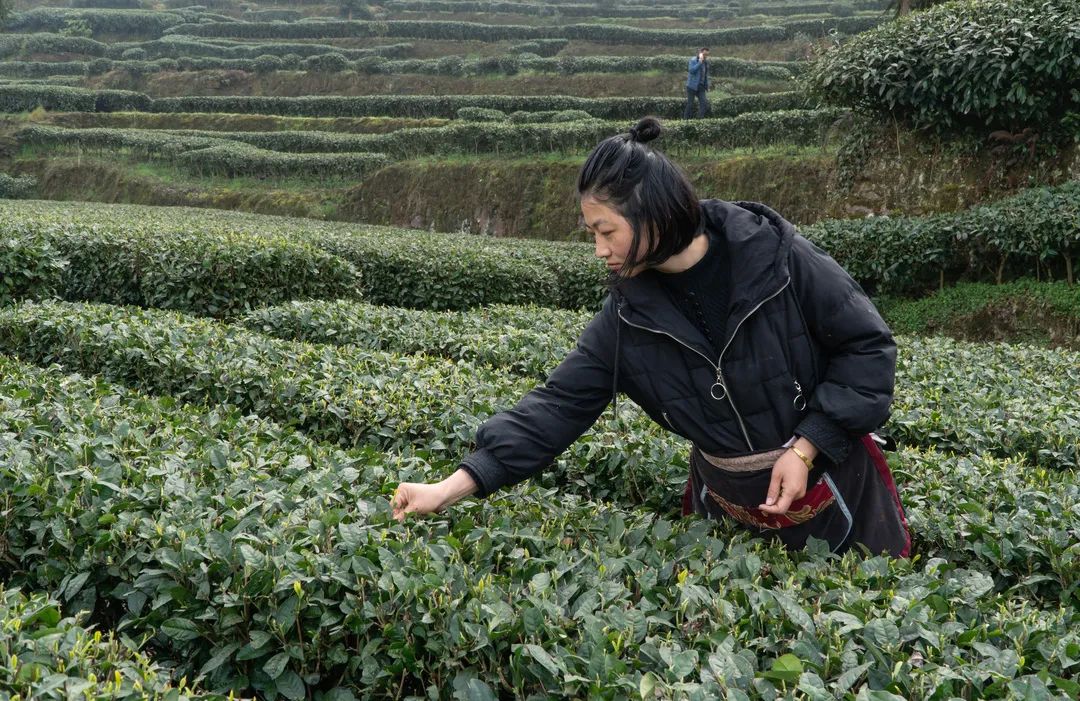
[300,51,349,73]
[0,172,36,199]
[0,587,213,700]
[0,202,364,316]
[456,106,506,122]
[253,53,283,74]
[806,0,1080,131]
[0,233,65,305]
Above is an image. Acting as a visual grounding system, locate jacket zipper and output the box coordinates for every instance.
[617,277,791,451]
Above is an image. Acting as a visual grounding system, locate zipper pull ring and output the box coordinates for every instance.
[710,368,727,401]
[793,379,807,411]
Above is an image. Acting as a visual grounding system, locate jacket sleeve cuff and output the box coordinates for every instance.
[458,447,507,499]
[796,411,853,466]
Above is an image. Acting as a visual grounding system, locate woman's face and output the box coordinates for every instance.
[581,195,643,277]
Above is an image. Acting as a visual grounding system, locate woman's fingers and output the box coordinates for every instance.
[391,485,410,521]
[759,457,807,515]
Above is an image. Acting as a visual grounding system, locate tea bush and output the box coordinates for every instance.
[0,205,363,316]
[0,354,1076,699]
[806,0,1080,131]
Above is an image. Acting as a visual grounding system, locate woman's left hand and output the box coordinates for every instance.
[758,449,811,515]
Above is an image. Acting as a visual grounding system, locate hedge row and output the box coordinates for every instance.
[0,203,362,317]
[94,108,837,157]
[0,200,604,311]
[384,0,888,17]
[0,33,108,59]
[0,84,808,118]
[0,54,796,81]
[19,112,839,175]
[2,354,1077,699]
[354,53,797,79]
[876,280,1080,344]
[163,17,881,44]
[146,91,809,120]
[0,586,215,700]
[19,125,392,178]
[236,296,1080,472]
[0,300,685,509]
[109,36,413,60]
[3,8,190,37]
[45,110,450,134]
[0,34,415,62]
[0,84,150,113]
[3,294,1080,598]
[803,180,1080,295]
[241,300,592,379]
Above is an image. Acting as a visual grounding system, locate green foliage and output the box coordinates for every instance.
[0,203,363,316]
[243,295,1080,471]
[3,7,186,37]
[0,587,216,700]
[456,106,506,122]
[550,109,596,122]
[0,200,604,311]
[509,38,568,57]
[148,90,810,120]
[876,280,1080,346]
[341,54,797,80]
[803,180,1080,295]
[300,51,349,73]
[0,333,1076,698]
[0,172,36,199]
[806,0,1080,131]
[0,84,149,112]
[0,234,66,305]
[19,125,391,178]
[893,335,1080,470]
[0,84,808,119]
[163,16,877,45]
[0,33,108,59]
[382,0,887,18]
[20,109,840,164]
[241,300,592,379]
[59,18,95,39]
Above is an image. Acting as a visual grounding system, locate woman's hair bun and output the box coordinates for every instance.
[627,116,662,144]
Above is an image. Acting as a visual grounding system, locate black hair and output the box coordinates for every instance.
[700,46,709,52]
[577,116,701,281]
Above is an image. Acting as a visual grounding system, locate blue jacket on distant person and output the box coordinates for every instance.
[686,55,709,91]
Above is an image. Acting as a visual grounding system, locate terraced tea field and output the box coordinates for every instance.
[0,197,1077,699]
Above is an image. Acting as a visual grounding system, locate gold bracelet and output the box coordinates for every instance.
[790,445,814,471]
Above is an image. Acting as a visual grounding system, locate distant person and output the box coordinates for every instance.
[392,116,910,558]
[683,46,711,119]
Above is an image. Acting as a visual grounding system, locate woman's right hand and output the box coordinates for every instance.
[392,482,449,521]
[391,468,479,522]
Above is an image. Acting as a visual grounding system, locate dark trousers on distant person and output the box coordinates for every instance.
[683,86,709,119]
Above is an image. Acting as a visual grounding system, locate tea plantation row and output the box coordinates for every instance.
[19,108,834,162]
[1,298,1078,498]
[2,186,1077,317]
[240,296,1080,472]
[0,84,805,120]
[0,354,1076,700]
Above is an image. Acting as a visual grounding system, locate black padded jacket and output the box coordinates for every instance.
[460,199,897,498]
